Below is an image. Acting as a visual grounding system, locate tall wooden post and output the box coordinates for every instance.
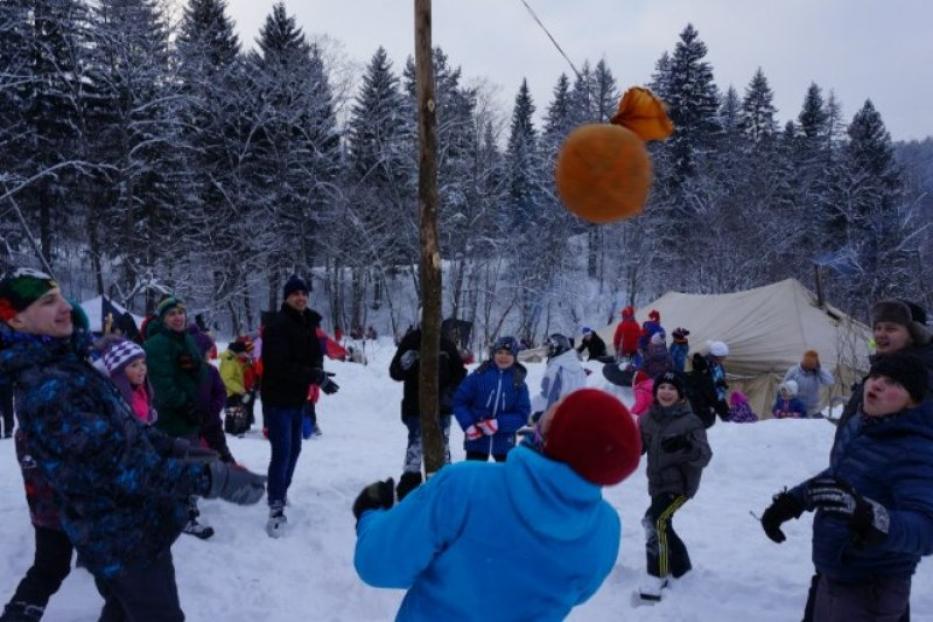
[414,0,444,476]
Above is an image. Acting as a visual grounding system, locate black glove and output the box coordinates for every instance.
[205,461,266,505]
[761,489,806,543]
[352,478,395,522]
[320,373,339,395]
[171,438,218,463]
[661,434,692,453]
[806,477,890,546]
[396,472,422,501]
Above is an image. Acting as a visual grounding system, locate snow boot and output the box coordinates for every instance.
[396,471,422,501]
[638,575,669,602]
[182,497,214,540]
[266,506,287,538]
[0,601,44,622]
[182,517,215,540]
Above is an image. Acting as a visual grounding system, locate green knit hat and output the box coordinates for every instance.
[0,268,58,322]
[155,296,185,319]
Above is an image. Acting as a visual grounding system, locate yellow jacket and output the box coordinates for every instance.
[219,350,247,397]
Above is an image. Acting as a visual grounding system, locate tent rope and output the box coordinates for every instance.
[517,0,583,81]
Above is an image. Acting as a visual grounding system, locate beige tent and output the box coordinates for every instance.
[596,279,872,417]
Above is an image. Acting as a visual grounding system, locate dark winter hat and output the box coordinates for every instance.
[872,299,931,345]
[0,268,58,322]
[491,335,519,356]
[283,274,310,299]
[581,326,593,335]
[672,327,689,341]
[868,353,928,404]
[544,388,641,486]
[102,337,146,375]
[652,370,686,401]
[156,296,185,320]
[229,340,247,354]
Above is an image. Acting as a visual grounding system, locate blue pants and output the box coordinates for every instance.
[265,405,304,507]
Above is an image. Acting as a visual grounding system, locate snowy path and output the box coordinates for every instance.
[1,340,931,621]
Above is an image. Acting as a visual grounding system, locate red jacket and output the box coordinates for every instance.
[613,319,641,356]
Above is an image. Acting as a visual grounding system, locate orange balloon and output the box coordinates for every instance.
[555,124,651,224]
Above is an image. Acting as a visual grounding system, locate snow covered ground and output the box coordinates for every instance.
[1,339,931,621]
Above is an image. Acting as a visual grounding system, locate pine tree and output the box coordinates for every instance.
[739,67,777,145]
[592,59,618,123]
[505,79,538,227]
[798,82,828,140]
[659,24,721,182]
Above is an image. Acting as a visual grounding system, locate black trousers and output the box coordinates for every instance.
[94,550,184,622]
[6,526,73,610]
[0,386,13,437]
[465,451,507,463]
[803,572,910,622]
[643,493,692,579]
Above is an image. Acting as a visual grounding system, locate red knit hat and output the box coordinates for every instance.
[544,389,641,486]
[648,309,660,322]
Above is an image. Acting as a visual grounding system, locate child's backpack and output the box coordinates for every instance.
[223,404,250,436]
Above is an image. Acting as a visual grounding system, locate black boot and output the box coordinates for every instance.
[396,471,423,501]
[0,601,44,622]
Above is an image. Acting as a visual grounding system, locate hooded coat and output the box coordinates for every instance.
[453,361,531,455]
[144,320,206,437]
[790,401,933,582]
[532,348,587,413]
[0,324,207,579]
[354,445,620,621]
[639,401,712,498]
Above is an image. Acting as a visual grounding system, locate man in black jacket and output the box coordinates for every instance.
[388,320,467,499]
[261,275,338,537]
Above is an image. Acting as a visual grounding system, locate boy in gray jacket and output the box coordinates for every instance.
[638,371,712,601]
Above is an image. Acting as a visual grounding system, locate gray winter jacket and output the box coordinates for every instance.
[640,402,712,498]
[783,364,834,416]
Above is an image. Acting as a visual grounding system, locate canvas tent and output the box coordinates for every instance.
[80,295,145,339]
[596,279,872,418]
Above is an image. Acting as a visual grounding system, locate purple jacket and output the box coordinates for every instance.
[199,365,233,462]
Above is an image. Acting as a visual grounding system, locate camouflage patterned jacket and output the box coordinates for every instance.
[0,325,209,578]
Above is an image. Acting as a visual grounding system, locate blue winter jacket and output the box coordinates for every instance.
[453,361,531,455]
[354,445,621,621]
[0,325,208,579]
[791,400,933,582]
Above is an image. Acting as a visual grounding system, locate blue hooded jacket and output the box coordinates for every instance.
[354,445,620,621]
[792,400,933,582]
[453,361,531,455]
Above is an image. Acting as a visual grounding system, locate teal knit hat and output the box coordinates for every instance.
[0,268,58,322]
[155,296,185,319]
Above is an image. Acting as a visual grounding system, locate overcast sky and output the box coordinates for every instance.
[220,0,933,142]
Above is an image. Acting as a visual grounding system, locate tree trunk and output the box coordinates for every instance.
[415,0,445,477]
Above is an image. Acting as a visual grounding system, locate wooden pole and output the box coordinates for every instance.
[414,0,445,476]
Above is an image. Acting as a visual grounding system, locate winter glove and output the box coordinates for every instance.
[241,393,253,405]
[465,425,483,441]
[396,472,423,502]
[477,418,499,436]
[320,374,339,395]
[806,477,890,546]
[761,489,806,543]
[171,438,219,463]
[400,350,419,371]
[660,434,692,453]
[353,478,395,522]
[205,461,266,505]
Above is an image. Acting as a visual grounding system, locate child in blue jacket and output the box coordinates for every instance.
[453,336,530,462]
[761,353,933,621]
[352,388,642,621]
